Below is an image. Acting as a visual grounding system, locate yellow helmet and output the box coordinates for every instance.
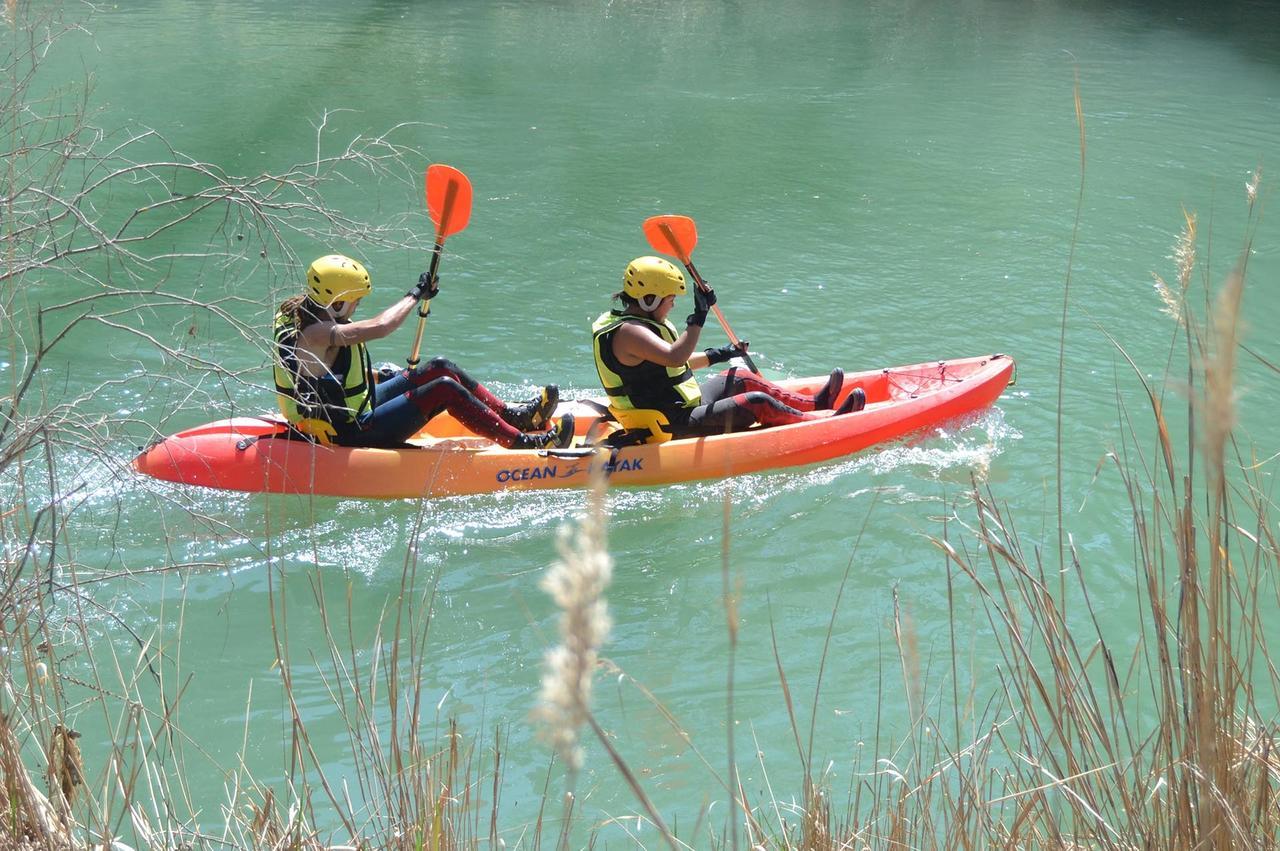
[623,256,686,310]
[306,255,371,306]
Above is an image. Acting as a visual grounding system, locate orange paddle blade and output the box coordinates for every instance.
[643,215,698,262]
[425,164,473,239]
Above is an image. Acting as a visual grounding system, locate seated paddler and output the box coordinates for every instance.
[273,254,574,449]
[591,255,864,443]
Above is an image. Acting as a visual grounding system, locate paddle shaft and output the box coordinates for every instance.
[406,239,444,368]
[407,176,460,369]
[658,222,760,375]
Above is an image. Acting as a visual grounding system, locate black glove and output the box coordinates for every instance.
[704,340,749,366]
[407,272,440,301]
[695,284,717,312]
[686,284,716,327]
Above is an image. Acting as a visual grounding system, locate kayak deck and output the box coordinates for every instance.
[133,354,1015,499]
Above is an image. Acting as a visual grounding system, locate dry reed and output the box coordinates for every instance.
[533,483,613,776]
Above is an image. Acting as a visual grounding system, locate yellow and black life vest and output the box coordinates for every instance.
[272,310,373,435]
[591,310,701,443]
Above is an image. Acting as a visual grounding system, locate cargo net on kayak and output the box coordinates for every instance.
[884,355,1013,401]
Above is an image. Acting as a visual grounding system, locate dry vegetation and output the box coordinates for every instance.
[3,2,1277,849]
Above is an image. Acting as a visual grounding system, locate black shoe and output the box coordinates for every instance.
[545,413,575,449]
[516,413,574,450]
[836,387,866,415]
[504,385,559,431]
[813,368,844,410]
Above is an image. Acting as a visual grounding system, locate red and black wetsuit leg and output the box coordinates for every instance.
[355,373,526,448]
[679,367,831,436]
[698,367,822,412]
[684,391,814,435]
[375,357,509,413]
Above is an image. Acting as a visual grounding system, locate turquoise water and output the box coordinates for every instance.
[9,0,1280,842]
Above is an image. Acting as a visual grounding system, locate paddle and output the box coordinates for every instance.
[407,164,474,368]
[642,214,760,375]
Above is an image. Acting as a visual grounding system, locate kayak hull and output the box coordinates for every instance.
[133,354,1014,499]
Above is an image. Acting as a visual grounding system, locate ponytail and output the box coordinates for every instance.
[278,294,327,331]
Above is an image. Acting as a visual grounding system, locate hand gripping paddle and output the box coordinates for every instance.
[642,214,760,375]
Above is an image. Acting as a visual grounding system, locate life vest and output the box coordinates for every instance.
[272,310,373,437]
[591,310,701,443]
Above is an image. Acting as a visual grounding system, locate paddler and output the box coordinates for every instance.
[273,254,574,448]
[591,256,863,443]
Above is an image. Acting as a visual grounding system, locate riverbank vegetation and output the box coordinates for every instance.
[3,2,1277,848]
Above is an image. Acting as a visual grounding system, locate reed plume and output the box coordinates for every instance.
[534,486,613,774]
[1152,207,1197,326]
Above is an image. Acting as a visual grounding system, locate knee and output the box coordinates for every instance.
[742,391,773,407]
[410,376,462,399]
[425,356,457,374]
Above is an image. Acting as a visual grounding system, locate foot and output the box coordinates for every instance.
[813,368,844,410]
[503,385,560,430]
[836,387,866,415]
[518,413,576,450]
[544,413,575,449]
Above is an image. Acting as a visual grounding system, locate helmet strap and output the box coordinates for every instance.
[328,300,356,321]
[638,294,662,312]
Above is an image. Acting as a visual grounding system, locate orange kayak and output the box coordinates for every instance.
[133,354,1014,500]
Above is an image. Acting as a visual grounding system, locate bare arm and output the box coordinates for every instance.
[300,295,418,348]
[613,321,703,369]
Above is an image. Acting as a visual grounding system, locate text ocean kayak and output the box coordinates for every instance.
[133,354,1014,499]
